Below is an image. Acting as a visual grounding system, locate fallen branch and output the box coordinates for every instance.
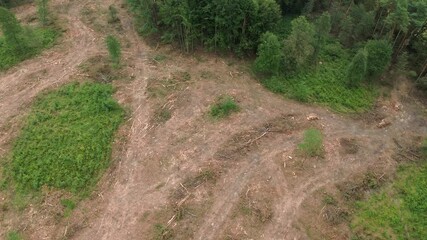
[243,128,270,147]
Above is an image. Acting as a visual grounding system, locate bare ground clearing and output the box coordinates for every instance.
[0,0,426,240]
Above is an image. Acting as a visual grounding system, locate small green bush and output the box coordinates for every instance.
[60,198,76,210]
[108,5,120,24]
[37,0,49,26]
[61,198,76,217]
[323,193,337,205]
[106,35,121,68]
[6,231,22,240]
[209,96,239,119]
[298,128,324,157]
[11,83,124,193]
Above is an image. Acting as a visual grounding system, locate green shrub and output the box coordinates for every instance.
[60,198,76,210]
[209,96,239,119]
[37,0,49,26]
[106,35,121,68]
[254,32,282,75]
[11,83,124,193]
[365,40,393,78]
[108,5,120,24]
[298,128,324,157]
[61,198,76,217]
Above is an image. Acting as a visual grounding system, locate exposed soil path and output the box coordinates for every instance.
[0,1,426,240]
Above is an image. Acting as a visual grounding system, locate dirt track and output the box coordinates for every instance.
[0,0,426,239]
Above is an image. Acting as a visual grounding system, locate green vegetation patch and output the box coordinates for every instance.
[351,140,427,239]
[263,52,376,113]
[6,231,22,240]
[209,96,239,119]
[10,83,124,193]
[298,128,324,157]
[61,198,76,217]
[0,27,59,70]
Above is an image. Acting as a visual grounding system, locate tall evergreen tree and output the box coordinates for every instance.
[347,49,368,87]
[365,39,393,78]
[313,12,331,62]
[0,7,27,55]
[254,32,282,75]
[283,16,315,70]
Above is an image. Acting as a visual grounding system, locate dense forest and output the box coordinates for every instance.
[127,0,427,110]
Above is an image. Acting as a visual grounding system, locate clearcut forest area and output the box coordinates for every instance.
[0,0,426,239]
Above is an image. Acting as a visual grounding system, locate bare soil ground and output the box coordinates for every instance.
[0,0,426,240]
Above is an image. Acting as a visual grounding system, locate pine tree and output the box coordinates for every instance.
[347,49,368,87]
[254,32,282,75]
[283,16,315,70]
[365,40,393,78]
[313,12,331,63]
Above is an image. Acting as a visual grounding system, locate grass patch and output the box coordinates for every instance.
[209,96,239,119]
[153,223,174,240]
[323,193,337,205]
[146,71,191,99]
[153,108,172,124]
[0,27,59,70]
[8,82,124,194]
[152,54,167,63]
[6,231,22,240]
[79,55,121,83]
[262,42,377,113]
[61,198,76,217]
[298,128,324,157]
[351,140,427,239]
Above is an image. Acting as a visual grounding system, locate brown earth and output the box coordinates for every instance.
[0,0,426,240]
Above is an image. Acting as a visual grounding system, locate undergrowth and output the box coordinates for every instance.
[209,96,239,119]
[6,231,22,240]
[6,82,124,194]
[262,42,377,113]
[298,128,324,157]
[351,139,427,239]
[0,27,59,70]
